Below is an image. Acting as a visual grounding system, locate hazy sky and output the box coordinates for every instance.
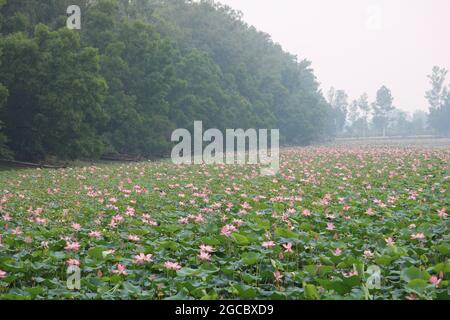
[218,0,450,113]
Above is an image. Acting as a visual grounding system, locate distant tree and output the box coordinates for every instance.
[328,88,348,134]
[327,87,335,106]
[426,66,450,136]
[347,100,359,125]
[372,86,394,136]
[357,93,371,137]
[411,110,428,134]
[426,66,447,110]
[389,109,410,136]
[345,99,359,136]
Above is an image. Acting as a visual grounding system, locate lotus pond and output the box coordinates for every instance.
[0,145,448,300]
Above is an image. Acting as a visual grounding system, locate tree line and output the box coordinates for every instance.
[0,0,333,161]
[328,67,450,138]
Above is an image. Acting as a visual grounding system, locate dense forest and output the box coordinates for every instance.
[0,0,334,161]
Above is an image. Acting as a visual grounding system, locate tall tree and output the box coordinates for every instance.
[372,85,394,136]
[328,88,348,134]
[426,66,450,136]
[357,93,371,137]
[426,66,448,110]
[347,100,359,125]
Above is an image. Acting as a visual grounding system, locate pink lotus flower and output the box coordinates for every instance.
[282,242,293,253]
[108,220,117,228]
[178,217,189,224]
[273,270,283,283]
[133,253,153,265]
[198,250,211,261]
[363,250,374,258]
[409,191,418,200]
[36,218,47,225]
[66,259,80,266]
[411,233,425,240]
[233,219,244,226]
[89,230,102,239]
[128,234,140,242]
[302,209,311,217]
[32,207,43,215]
[429,275,441,287]
[437,208,447,219]
[194,214,205,223]
[112,215,124,223]
[0,270,7,279]
[262,241,276,249]
[334,248,342,256]
[200,245,214,253]
[112,263,128,276]
[64,241,80,252]
[326,223,335,231]
[220,224,237,237]
[342,270,358,277]
[11,227,22,235]
[384,237,395,246]
[125,206,135,216]
[164,261,182,271]
[72,223,81,230]
[241,202,252,210]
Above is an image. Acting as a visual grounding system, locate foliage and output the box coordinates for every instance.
[0,0,334,161]
[426,66,450,136]
[0,25,107,160]
[372,86,395,137]
[0,47,11,158]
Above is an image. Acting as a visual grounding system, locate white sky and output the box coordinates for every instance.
[217,0,450,112]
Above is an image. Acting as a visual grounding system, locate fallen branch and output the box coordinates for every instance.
[0,159,66,169]
[100,153,143,162]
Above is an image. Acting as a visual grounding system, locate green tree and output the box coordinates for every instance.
[328,88,348,134]
[0,79,10,158]
[426,66,450,136]
[0,25,107,160]
[357,93,371,137]
[372,86,394,136]
[0,0,12,158]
